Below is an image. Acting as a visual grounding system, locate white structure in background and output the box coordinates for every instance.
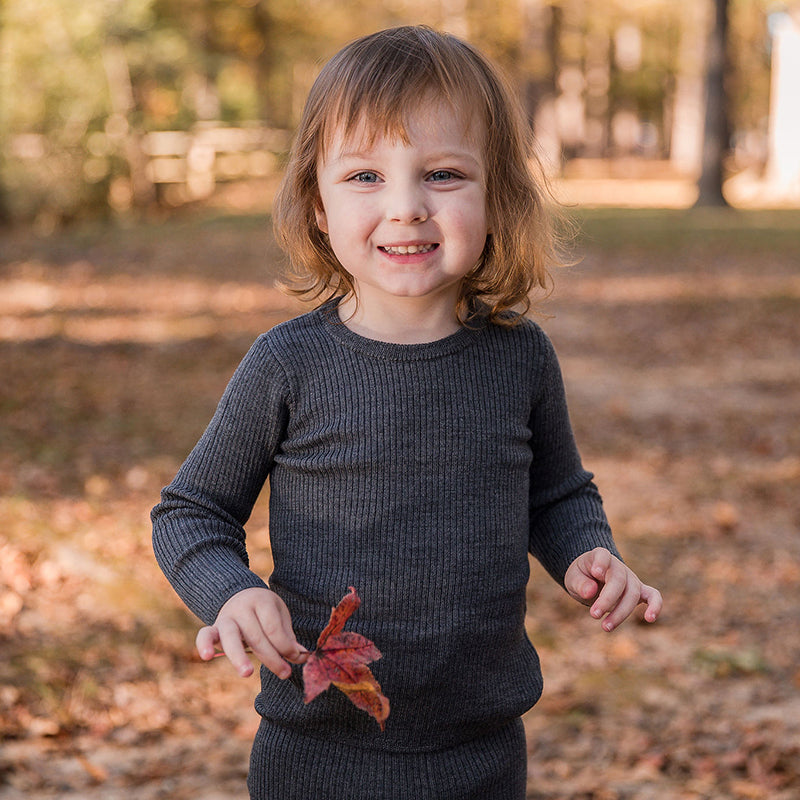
[670,2,707,177]
[766,13,800,197]
[726,9,800,206]
[140,125,289,206]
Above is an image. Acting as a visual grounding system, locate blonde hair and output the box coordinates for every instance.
[273,25,563,324]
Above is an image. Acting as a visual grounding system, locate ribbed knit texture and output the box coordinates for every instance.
[152,298,619,761]
[247,718,527,799]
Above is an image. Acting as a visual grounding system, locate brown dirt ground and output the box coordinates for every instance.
[1,207,799,799]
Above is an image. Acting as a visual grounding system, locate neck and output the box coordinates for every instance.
[337,293,462,344]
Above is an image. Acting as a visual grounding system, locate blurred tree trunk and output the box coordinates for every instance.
[521,0,561,170]
[695,0,731,207]
[252,2,275,125]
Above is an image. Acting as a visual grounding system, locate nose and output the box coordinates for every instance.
[386,180,428,224]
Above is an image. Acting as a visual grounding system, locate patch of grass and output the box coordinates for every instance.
[571,207,800,254]
[692,645,770,678]
[2,211,284,281]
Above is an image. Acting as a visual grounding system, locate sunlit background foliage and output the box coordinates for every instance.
[0,0,791,223]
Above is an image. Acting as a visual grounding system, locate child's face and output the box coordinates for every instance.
[315,101,489,316]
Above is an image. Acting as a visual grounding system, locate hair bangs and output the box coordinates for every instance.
[316,28,490,157]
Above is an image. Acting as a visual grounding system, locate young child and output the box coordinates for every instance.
[152,25,662,799]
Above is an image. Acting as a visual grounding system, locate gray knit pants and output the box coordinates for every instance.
[247,717,527,799]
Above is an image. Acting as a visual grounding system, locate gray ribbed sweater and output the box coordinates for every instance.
[152,299,619,753]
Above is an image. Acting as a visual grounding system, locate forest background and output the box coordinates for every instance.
[2,0,800,223]
[1,1,800,799]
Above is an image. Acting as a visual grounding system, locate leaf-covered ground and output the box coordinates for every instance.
[1,208,799,799]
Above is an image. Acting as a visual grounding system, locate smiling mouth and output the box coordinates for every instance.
[379,243,438,255]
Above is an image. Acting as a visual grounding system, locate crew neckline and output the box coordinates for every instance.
[317,298,486,361]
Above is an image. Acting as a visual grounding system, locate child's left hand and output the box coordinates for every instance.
[565,547,662,632]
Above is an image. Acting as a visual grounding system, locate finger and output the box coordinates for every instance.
[579,550,614,605]
[196,625,220,661]
[247,636,291,679]
[590,566,628,621]
[234,613,299,680]
[641,584,663,623]
[565,552,600,604]
[603,582,663,631]
[599,581,641,632]
[256,602,309,664]
[588,547,613,581]
[216,618,257,678]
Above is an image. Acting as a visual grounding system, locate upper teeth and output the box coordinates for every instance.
[382,244,435,255]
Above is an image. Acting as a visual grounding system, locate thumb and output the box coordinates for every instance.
[576,576,600,601]
[196,625,220,661]
[565,551,601,603]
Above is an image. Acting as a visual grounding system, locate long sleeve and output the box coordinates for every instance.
[151,336,291,624]
[152,301,621,752]
[527,332,620,585]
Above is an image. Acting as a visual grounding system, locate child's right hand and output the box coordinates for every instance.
[196,587,309,679]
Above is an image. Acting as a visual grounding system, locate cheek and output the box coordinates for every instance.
[458,187,489,232]
[322,198,375,239]
[451,203,489,252]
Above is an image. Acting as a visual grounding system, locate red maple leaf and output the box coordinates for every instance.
[302,587,390,731]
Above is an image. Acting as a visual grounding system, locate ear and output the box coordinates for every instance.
[315,203,328,234]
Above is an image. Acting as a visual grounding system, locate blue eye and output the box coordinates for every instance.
[350,171,379,183]
[429,170,460,182]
